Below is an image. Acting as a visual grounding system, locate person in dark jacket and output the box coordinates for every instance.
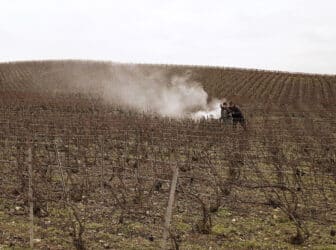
[219,102,231,124]
[228,101,247,130]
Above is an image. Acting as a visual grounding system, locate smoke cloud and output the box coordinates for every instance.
[103,66,222,119]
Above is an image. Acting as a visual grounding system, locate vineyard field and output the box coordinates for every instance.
[0,60,335,249]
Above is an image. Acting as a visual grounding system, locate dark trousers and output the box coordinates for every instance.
[219,116,231,124]
[232,117,247,130]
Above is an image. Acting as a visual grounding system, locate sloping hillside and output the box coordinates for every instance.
[1,60,335,108]
[0,60,336,249]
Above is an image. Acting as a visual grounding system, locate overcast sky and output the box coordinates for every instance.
[1,0,335,74]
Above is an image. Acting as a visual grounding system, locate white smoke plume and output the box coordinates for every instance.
[191,98,226,120]
[102,66,222,119]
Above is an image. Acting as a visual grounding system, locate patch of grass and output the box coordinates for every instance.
[116,236,158,250]
[117,221,145,236]
[217,207,232,218]
[175,222,192,232]
[224,240,292,250]
[86,222,104,230]
[211,224,236,236]
[312,246,336,250]
[180,243,206,250]
[234,240,268,249]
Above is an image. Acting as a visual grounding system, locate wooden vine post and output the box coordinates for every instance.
[162,161,179,250]
[28,146,34,249]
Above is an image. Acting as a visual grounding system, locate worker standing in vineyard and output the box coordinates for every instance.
[219,102,231,124]
[228,101,247,130]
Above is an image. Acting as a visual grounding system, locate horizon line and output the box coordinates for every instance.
[1,58,335,77]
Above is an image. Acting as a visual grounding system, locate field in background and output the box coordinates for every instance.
[0,61,336,249]
[1,60,336,107]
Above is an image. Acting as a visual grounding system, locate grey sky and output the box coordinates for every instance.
[1,0,335,74]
